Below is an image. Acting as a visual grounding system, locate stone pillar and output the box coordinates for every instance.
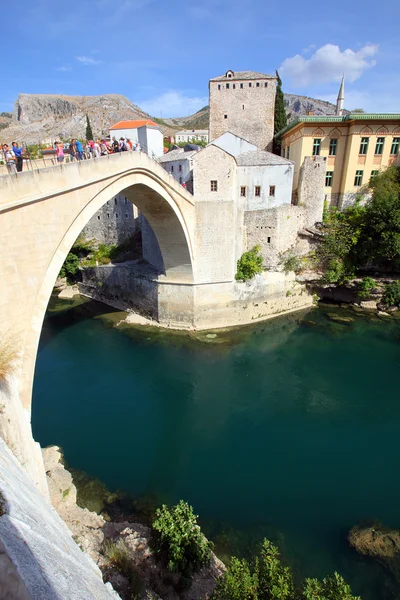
[297,156,326,227]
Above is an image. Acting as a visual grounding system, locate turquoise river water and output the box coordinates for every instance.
[32,296,400,598]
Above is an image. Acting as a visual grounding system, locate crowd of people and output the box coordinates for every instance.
[1,136,143,174]
[56,137,142,163]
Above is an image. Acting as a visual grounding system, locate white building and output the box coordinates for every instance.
[109,119,164,158]
[158,147,198,191]
[175,129,209,144]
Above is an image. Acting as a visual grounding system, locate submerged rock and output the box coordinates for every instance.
[326,313,354,324]
[349,525,400,585]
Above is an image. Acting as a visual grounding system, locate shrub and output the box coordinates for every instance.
[236,246,263,281]
[81,243,117,267]
[151,500,213,578]
[103,539,144,598]
[211,538,359,600]
[382,280,400,307]
[211,557,258,600]
[283,255,301,275]
[357,276,376,299]
[59,252,80,283]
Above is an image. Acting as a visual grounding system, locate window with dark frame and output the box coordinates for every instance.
[224,114,228,119]
[267,237,271,243]
[226,83,229,89]
[354,170,363,186]
[359,137,369,155]
[249,82,252,87]
[371,170,379,180]
[240,187,246,197]
[240,83,243,89]
[325,171,333,187]
[264,82,268,87]
[171,165,174,172]
[312,139,321,156]
[256,82,260,87]
[329,139,338,156]
[269,185,275,197]
[179,164,182,171]
[210,180,218,192]
[375,137,385,155]
[391,138,400,155]
[255,186,261,197]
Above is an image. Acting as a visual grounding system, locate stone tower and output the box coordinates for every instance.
[209,70,277,151]
[336,75,345,116]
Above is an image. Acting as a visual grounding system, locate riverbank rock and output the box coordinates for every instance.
[58,285,80,299]
[349,525,400,583]
[360,300,378,310]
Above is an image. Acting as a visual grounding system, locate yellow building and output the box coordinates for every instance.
[278,90,400,208]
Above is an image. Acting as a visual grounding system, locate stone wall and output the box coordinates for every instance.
[244,204,306,269]
[0,437,119,600]
[81,193,138,245]
[209,76,277,151]
[297,155,327,226]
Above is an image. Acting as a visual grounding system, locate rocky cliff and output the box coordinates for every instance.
[0,94,153,144]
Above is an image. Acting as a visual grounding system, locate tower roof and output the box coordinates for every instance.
[210,70,276,82]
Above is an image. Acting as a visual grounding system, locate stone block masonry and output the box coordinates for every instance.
[297,156,326,227]
[209,72,277,151]
[81,193,138,246]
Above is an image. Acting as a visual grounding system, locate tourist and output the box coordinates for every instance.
[84,141,91,160]
[93,139,101,159]
[127,138,133,150]
[75,139,84,160]
[119,137,127,151]
[69,140,77,161]
[2,144,17,174]
[100,140,109,156]
[134,142,141,152]
[12,142,23,172]
[112,137,119,153]
[56,141,64,163]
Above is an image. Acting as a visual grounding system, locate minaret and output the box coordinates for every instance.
[336,75,345,115]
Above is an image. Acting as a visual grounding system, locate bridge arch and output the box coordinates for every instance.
[0,153,196,413]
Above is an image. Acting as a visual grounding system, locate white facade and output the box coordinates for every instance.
[158,148,197,186]
[237,159,294,210]
[109,124,163,158]
[175,130,209,143]
[211,131,257,157]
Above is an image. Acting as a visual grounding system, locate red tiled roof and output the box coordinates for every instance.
[110,119,158,130]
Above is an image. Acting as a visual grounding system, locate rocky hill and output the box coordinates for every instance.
[0,94,156,144]
[0,92,342,144]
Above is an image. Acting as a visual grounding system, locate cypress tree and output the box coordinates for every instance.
[273,71,287,156]
[85,114,94,140]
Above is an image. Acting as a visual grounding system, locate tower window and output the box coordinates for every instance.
[210,180,218,192]
[354,170,363,186]
[240,186,246,197]
[107,213,110,218]
[97,215,101,220]
[391,138,400,155]
[264,82,268,87]
[114,198,118,204]
[171,165,174,172]
[242,105,245,110]
[329,139,338,156]
[116,214,118,218]
[179,164,182,171]
[359,137,369,155]
[218,84,221,90]
[226,83,230,89]
[240,83,243,89]
[255,186,261,197]
[233,83,236,89]
[267,237,271,243]
[179,177,182,183]
[312,139,321,156]
[249,82,252,87]
[375,137,385,155]
[224,114,228,119]
[125,213,129,218]
[124,198,127,204]
[325,171,333,187]
[256,82,260,87]
[269,185,275,197]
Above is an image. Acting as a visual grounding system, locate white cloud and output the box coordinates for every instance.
[57,65,72,72]
[140,91,208,118]
[76,56,102,66]
[280,43,378,87]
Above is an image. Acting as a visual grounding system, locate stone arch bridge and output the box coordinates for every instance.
[0,151,238,490]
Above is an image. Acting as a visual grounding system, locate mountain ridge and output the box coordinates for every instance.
[0,92,342,144]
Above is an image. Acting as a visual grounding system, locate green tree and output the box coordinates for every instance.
[273,71,287,156]
[211,558,258,600]
[301,572,361,600]
[59,252,80,283]
[258,539,294,599]
[236,246,263,281]
[151,500,213,578]
[85,114,94,140]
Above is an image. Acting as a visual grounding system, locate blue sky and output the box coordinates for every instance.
[1,0,399,117]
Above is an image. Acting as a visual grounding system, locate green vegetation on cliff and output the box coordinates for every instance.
[236,246,263,281]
